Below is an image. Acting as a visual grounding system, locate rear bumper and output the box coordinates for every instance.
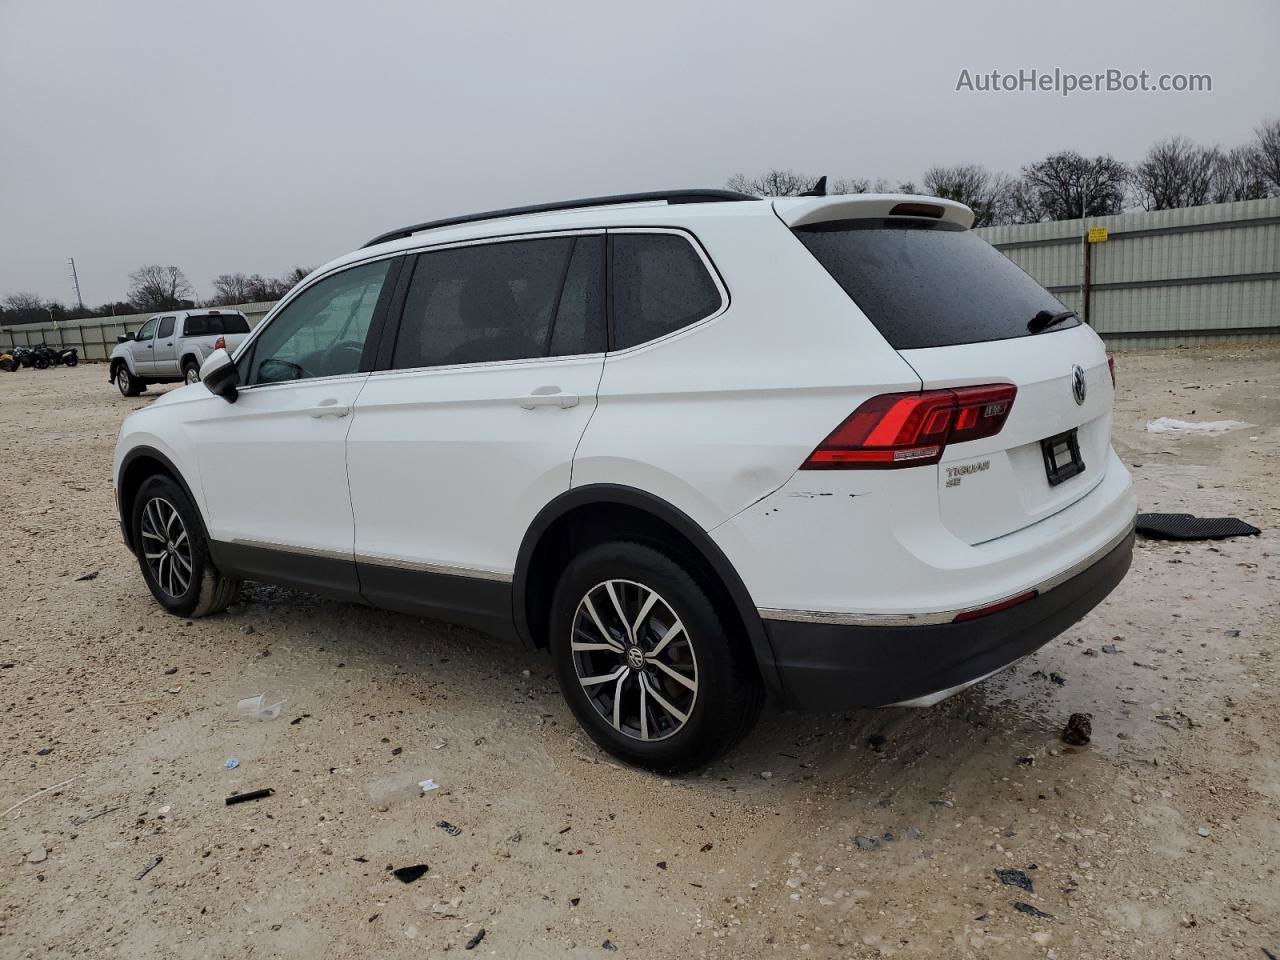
[763,526,1134,710]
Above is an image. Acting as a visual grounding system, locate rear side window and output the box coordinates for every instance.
[610,233,722,350]
[793,219,1076,350]
[392,235,603,369]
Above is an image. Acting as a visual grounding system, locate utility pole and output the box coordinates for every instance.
[67,257,84,310]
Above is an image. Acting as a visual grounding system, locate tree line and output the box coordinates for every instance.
[0,264,314,327]
[727,119,1280,227]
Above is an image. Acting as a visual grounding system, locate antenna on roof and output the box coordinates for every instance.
[798,175,827,197]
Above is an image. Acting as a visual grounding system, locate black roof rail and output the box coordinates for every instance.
[361,189,758,249]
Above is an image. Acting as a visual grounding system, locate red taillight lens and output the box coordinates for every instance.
[1106,353,1115,388]
[214,336,226,351]
[801,384,1017,470]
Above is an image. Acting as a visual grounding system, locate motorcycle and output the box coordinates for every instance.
[51,346,78,366]
[27,344,59,369]
[13,346,36,368]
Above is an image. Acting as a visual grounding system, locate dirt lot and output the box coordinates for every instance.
[1,349,1277,960]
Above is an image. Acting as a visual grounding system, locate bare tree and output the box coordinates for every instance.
[1252,118,1280,196]
[283,266,314,288]
[128,265,194,311]
[1011,151,1128,222]
[3,292,46,313]
[1208,146,1268,203]
[210,273,254,306]
[726,169,823,196]
[1130,137,1218,210]
[726,170,912,198]
[921,164,1015,226]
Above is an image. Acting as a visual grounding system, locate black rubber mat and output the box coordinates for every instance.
[1135,513,1261,541]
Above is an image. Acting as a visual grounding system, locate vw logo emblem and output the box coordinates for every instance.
[1071,365,1087,406]
[626,646,645,670]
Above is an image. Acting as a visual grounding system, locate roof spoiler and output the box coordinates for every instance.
[774,194,975,230]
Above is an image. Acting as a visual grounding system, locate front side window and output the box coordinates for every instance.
[135,318,158,342]
[242,259,391,385]
[391,235,603,369]
[610,233,722,350]
[157,317,175,338]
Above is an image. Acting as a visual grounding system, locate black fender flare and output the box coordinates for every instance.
[116,445,207,555]
[512,484,782,695]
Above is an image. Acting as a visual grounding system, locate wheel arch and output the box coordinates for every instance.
[513,484,782,696]
[180,351,202,372]
[117,445,207,555]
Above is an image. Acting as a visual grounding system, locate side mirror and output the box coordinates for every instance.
[199,349,240,403]
[120,332,136,343]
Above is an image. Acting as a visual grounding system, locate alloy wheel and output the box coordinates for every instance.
[570,579,698,742]
[140,497,193,598]
[185,366,200,384]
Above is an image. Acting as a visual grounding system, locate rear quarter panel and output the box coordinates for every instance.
[572,211,922,530]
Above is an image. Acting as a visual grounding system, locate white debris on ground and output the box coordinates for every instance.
[1145,417,1253,434]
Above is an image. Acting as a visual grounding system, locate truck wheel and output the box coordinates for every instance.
[183,360,200,385]
[116,365,143,397]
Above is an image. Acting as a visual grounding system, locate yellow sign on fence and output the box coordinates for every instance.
[1087,227,1109,243]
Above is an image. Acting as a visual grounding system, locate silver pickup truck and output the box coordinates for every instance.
[109,309,252,397]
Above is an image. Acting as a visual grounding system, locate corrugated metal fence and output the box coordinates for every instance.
[976,197,1280,349]
[0,301,277,361]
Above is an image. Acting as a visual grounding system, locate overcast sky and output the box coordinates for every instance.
[2,0,1276,305]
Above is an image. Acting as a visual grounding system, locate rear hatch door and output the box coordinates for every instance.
[785,202,1112,544]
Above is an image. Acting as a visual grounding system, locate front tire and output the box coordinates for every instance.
[549,541,763,773]
[131,475,240,617]
[116,365,143,397]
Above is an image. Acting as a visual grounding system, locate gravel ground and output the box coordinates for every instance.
[1,349,1277,960]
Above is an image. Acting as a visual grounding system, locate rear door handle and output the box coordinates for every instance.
[518,388,579,410]
[309,398,351,419]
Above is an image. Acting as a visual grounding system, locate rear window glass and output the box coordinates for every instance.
[220,314,250,334]
[793,219,1077,350]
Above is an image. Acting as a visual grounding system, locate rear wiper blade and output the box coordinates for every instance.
[1028,309,1077,334]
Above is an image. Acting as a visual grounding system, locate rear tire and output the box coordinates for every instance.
[549,541,763,773]
[34,357,49,369]
[131,475,240,618]
[116,364,143,397]
[65,356,77,367]
[183,360,200,384]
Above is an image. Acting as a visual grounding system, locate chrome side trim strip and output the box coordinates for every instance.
[356,553,513,583]
[230,538,354,563]
[758,518,1135,628]
[228,539,514,583]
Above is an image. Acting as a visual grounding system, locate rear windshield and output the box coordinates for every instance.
[793,219,1077,350]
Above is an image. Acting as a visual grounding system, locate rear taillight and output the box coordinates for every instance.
[214,336,226,351]
[1107,353,1115,388]
[801,384,1017,470]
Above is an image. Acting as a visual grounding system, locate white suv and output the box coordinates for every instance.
[112,189,1136,772]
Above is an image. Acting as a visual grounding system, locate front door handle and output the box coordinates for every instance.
[309,398,351,419]
[518,388,579,410]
